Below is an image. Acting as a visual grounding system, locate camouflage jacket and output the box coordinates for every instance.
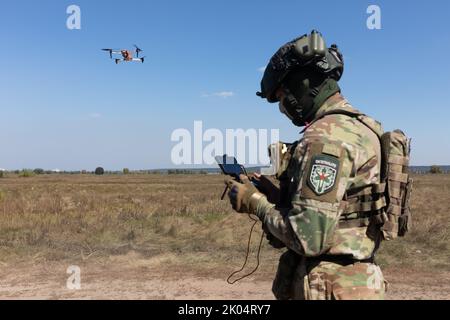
[255,93,384,260]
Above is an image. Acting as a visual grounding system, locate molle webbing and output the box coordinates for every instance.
[339,184,387,229]
[343,198,386,215]
[380,131,413,239]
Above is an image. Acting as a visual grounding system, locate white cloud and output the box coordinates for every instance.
[214,91,234,98]
[0,168,5,172]
[202,91,235,98]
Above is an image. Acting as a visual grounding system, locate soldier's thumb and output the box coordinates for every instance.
[239,174,250,184]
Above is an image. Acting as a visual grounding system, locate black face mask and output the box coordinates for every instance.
[279,90,305,127]
[279,68,330,126]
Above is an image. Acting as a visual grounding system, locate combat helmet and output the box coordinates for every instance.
[257,30,344,103]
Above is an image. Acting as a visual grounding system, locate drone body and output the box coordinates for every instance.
[102,45,145,64]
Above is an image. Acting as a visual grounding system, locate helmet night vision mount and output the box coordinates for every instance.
[257,30,344,103]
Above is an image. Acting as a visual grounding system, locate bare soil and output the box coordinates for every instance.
[0,174,449,300]
[1,254,449,300]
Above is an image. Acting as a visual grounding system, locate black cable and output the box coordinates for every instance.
[227,214,265,285]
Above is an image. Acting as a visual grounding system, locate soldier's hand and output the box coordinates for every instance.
[225,174,265,214]
[250,173,280,204]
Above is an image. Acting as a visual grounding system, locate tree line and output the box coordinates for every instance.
[1,165,448,178]
[0,167,211,177]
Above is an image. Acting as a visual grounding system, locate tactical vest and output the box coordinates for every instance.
[308,109,413,241]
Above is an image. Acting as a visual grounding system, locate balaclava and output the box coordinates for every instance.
[279,67,341,127]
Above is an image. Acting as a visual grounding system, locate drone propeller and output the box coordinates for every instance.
[134,45,143,58]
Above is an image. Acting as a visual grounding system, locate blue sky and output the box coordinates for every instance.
[1,0,449,170]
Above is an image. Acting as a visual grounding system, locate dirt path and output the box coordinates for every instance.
[0,260,273,300]
[0,258,449,300]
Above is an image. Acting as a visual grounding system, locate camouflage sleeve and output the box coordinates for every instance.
[287,138,351,257]
[256,120,357,257]
[255,199,303,252]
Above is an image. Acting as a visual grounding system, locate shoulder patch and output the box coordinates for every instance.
[300,143,344,203]
[308,155,339,196]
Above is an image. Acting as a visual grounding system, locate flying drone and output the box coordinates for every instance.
[102,45,145,64]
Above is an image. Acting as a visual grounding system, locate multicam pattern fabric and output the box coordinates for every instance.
[291,259,386,300]
[255,93,386,300]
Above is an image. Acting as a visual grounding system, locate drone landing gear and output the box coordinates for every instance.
[131,58,145,63]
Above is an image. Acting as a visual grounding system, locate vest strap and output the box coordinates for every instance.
[389,172,409,184]
[343,197,386,214]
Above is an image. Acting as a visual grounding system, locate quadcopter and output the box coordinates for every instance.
[102,45,145,64]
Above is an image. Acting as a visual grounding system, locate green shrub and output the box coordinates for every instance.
[0,171,4,178]
[33,168,44,175]
[123,168,130,175]
[95,167,105,175]
[19,169,34,178]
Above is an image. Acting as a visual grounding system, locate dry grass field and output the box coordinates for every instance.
[0,173,449,299]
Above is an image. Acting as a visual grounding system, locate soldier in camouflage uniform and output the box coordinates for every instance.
[226,31,387,300]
